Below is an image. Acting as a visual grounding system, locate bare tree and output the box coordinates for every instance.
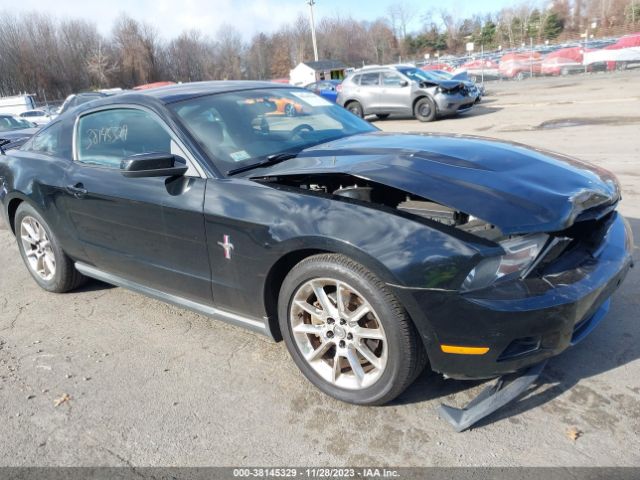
[215,24,245,80]
[111,15,160,87]
[86,40,117,88]
[386,1,415,39]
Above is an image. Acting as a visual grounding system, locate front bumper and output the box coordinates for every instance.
[391,212,634,380]
[434,92,475,115]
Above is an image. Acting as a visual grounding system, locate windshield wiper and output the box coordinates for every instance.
[226,151,300,176]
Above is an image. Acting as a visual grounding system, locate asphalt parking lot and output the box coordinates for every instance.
[1,71,639,467]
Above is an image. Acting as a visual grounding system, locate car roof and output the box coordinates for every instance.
[63,81,300,118]
[125,80,291,104]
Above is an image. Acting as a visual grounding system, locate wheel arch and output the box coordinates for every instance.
[263,248,329,341]
[262,239,405,342]
[5,191,34,235]
[343,99,364,113]
[7,197,23,234]
[412,94,436,114]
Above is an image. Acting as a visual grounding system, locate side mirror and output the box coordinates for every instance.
[400,80,409,87]
[121,152,188,178]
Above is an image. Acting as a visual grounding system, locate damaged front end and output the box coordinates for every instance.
[251,152,632,375]
[246,132,632,430]
[253,167,627,295]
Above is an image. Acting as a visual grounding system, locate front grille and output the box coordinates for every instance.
[530,212,615,278]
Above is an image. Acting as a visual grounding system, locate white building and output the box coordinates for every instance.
[289,60,348,86]
[0,94,37,116]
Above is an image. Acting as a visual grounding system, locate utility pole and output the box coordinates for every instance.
[529,37,533,78]
[481,44,484,85]
[307,0,319,62]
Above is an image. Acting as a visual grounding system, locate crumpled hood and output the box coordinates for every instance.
[250,132,620,235]
[428,79,463,91]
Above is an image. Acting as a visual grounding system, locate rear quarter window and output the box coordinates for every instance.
[22,122,64,157]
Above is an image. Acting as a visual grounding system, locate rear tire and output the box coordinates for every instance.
[414,97,437,122]
[15,203,86,293]
[346,101,364,118]
[278,253,426,405]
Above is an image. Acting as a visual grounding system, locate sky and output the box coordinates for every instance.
[0,0,519,40]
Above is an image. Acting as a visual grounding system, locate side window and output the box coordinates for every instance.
[360,73,380,86]
[25,122,63,156]
[351,75,361,85]
[75,109,173,169]
[382,73,404,86]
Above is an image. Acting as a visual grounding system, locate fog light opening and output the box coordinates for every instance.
[497,337,541,361]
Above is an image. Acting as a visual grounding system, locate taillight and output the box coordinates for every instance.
[336,84,343,93]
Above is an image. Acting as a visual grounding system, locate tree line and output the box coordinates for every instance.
[1,0,639,102]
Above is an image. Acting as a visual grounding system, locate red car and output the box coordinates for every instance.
[456,59,500,81]
[584,33,640,71]
[499,52,542,80]
[541,47,584,76]
[421,63,454,73]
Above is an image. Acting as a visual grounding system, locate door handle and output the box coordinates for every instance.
[66,183,88,198]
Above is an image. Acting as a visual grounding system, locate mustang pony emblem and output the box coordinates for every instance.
[217,235,234,259]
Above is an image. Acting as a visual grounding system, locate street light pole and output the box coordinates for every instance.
[307,0,319,62]
[529,37,533,78]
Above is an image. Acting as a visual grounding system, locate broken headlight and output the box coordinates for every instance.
[462,233,549,291]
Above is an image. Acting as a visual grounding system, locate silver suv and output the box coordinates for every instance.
[337,65,476,122]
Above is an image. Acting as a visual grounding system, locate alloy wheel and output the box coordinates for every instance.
[289,278,388,390]
[419,103,432,117]
[20,216,56,281]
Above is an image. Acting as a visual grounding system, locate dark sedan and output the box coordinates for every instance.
[0,82,633,411]
[0,115,38,151]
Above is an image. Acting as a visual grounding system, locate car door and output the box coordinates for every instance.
[357,72,382,113]
[61,106,212,304]
[380,72,411,114]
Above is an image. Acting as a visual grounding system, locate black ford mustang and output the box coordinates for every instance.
[0,82,633,408]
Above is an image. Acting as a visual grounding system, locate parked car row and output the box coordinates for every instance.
[423,32,640,81]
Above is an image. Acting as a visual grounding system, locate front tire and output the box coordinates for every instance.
[278,254,426,405]
[15,203,86,293]
[346,101,364,118]
[414,97,437,122]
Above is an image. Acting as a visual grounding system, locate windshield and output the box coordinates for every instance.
[396,67,439,83]
[0,116,33,132]
[170,88,376,175]
[431,70,453,79]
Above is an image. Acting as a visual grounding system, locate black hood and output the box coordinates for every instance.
[250,132,620,235]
